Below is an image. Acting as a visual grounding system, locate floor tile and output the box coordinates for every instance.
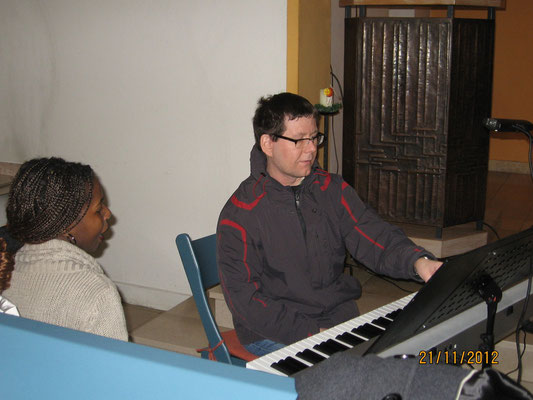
[485,171,508,201]
[129,297,207,356]
[122,303,163,333]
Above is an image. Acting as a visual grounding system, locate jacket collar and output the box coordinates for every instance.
[250,144,268,180]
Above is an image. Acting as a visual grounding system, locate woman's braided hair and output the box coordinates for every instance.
[0,239,14,292]
[0,157,94,292]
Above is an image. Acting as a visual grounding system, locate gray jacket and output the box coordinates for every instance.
[216,145,431,345]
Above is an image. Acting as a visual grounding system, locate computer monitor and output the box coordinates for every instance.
[366,226,533,355]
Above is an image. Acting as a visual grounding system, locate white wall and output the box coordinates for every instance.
[0,0,287,309]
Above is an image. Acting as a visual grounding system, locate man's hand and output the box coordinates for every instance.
[414,257,443,282]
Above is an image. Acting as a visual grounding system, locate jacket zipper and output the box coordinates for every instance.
[294,188,307,239]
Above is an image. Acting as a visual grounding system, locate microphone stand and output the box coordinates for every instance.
[475,274,502,370]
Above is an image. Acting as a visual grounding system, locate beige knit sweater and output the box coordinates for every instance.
[3,239,128,341]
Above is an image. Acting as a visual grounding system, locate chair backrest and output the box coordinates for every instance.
[176,233,232,363]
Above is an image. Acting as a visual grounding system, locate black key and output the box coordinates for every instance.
[313,339,349,356]
[296,349,326,364]
[386,309,402,320]
[324,338,350,352]
[349,329,369,340]
[372,316,393,329]
[313,343,336,356]
[352,323,383,338]
[271,356,309,376]
[336,331,365,346]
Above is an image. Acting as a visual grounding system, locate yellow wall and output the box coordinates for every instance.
[287,0,331,101]
[433,2,533,163]
[296,1,332,104]
[287,0,300,94]
[287,0,331,165]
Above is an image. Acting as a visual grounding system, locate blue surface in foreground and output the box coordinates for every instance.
[1,313,296,399]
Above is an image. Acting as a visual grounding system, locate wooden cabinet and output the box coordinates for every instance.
[341,2,500,229]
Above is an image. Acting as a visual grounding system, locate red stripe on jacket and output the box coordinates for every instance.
[219,219,264,315]
[231,175,268,211]
[340,184,385,250]
[220,219,251,282]
[313,169,331,191]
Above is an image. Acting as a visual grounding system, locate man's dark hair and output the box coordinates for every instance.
[0,157,94,292]
[253,92,319,151]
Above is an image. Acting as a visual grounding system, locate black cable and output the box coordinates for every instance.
[330,109,340,174]
[505,326,528,380]
[525,128,533,185]
[330,65,344,104]
[329,65,343,174]
[517,329,527,384]
[346,259,418,294]
[375,274,418,294]
[482,222,501,240]
[505,256,532,384]
[512,125,533,185]
[516,258,532,384]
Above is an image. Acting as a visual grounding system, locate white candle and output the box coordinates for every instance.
[320,87,333,107]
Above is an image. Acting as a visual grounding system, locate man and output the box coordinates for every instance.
[217,92,442,356]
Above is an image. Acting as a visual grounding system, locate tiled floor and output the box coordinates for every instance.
[123,303,163,337]
[124,170,533,389]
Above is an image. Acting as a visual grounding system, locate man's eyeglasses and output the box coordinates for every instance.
[272,133,325,148]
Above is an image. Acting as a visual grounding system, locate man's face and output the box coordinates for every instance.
[262,115,318,186]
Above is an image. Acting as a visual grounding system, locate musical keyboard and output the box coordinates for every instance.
[247,292,416,376]
[247,279,533,376]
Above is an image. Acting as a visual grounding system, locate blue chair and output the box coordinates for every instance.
[176,233,258,366]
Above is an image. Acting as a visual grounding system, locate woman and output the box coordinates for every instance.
[0,157,128,341]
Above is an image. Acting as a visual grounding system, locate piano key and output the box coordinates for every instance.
[295,349,326,364]
[271,356,309,376]
[351,323,385,338]
[373,316,394,329]
[336,331,365,346]
[386,309,402,320]
[313,338,351,356]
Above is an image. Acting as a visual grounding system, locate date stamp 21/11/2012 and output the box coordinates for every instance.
[418,350,499,365]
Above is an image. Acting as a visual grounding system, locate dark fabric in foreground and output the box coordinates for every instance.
[294,352,532,400]
[460,367,533,400]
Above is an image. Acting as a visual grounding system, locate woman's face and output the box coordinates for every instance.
[69,178,111,253]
